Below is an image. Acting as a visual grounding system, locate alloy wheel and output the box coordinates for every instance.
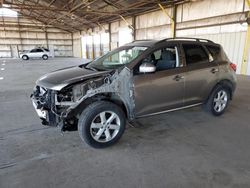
[213,90,228,113]
[90,111,121,143]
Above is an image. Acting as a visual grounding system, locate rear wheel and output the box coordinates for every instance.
[22,55,29,60]
[78,101,126,148]
[42,55,48,60]
[205,85,230,116]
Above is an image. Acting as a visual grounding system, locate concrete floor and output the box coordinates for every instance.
[0,58,250,188]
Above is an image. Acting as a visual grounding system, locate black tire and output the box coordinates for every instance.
[22,55,29,60]
[78,101,126,148]
[42,55,48,60]
[205,85,230,116]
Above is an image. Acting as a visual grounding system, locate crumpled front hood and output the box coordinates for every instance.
[36,65,109,90]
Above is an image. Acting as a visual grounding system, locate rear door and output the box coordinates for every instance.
[181,43,219,105]
[133,44,186,117]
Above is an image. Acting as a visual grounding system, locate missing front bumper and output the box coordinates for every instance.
[32,100,47,119]
[31,96,58,127]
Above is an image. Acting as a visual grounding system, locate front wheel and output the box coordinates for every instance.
[78,101,126,148]
[205,85,230,116]
[42,55,48,60]
[22,55,29,60]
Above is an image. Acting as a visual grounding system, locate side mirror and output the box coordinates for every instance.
[139,63,156,73]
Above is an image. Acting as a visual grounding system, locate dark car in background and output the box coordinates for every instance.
[31,38,237,148]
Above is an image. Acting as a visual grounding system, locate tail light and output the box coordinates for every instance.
[229,63,237,72]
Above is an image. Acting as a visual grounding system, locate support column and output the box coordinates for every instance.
[17,16,22,58]
[108,23,111,51]
[91,28,95,59]
[172,5,177,38]
[79,31,82,58]
[71,32,74,57]
[132,16,136,40]
[158,3,177,38]
[45,29,49,49]
[241,0,250,75]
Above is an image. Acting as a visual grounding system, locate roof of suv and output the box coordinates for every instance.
[125,37,217,47]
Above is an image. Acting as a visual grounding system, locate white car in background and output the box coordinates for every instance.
[20,48,51,60]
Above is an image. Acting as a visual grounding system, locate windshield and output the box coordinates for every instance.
[86,46,148,70]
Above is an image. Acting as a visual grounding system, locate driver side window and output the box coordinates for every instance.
[145,46,179,72]
[30,49,38,53]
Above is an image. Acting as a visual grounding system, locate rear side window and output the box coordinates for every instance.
[183,44,209,65]
[37,49,43,52]
[205,45,220,59]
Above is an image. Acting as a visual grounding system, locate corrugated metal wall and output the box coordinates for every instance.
[73,0,250,75]
[73,32,81,58]
[73,24,110,59]
[177,23,247,74]
[136,10,172,39]
[175,0,248,74]
[186,32,246,74]
[0,17,73,58]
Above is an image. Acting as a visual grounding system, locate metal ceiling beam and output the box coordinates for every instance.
[34,0,58,21]
[46,0,98,26]
[3,0,188,32]
[18,9,74,32]
[2,4,66,11]
[11,0,84,32]
[48,0,56,6]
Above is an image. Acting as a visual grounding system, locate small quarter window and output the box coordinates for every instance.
[205,45,220,59]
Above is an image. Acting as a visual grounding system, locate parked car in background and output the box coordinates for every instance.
[20,47,51,60]
[31,37,237,148]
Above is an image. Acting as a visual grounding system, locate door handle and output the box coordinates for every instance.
[174,75,184,81]
[211,68,219,74]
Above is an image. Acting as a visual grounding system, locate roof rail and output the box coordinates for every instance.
[163,37,214,43]
[132,39,156,43]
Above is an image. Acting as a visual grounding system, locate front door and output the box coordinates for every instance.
[133,45,185,117]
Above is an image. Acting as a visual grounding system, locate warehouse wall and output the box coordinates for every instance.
[73,32,81,58]
[73,0,250,75]
[136,9,172,39]
[73,24,110,59]
[176,0,249,74]
[0,16,73,58]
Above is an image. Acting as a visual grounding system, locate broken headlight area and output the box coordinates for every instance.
[31,86,59,127]
[72,77,106,101]
[31,77,107,131]
[31,85,78,131]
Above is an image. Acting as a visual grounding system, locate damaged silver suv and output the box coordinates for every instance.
[31,38,237,148]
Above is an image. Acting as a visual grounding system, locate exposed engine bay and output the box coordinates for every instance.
[31,67,135,131]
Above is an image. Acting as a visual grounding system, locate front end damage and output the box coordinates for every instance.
[31,67,135,131]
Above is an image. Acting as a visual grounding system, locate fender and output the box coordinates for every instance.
[62,67,135,120]
[206,79,235,102]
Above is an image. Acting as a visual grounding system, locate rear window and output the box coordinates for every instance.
[183,44,209,65]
